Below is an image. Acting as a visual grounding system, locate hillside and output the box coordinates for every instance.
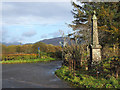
[2,42,23,46]
[2,37,64,46]
[2,37,74,46]
[39,37,64,46]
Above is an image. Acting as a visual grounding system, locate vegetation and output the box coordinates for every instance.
[1,1,120,88]
[1,52,56,64]
[55,66,120,88]
[101,56,120,79]
[2,54,38,61]
[1,42,62,61]
[1,58,55,64]
[55,1,120,88]
[2,42,62,58]
[1,42,62,64]
[69,2,120,46]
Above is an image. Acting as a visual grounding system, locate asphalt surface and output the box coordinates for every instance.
[2,61,71,88]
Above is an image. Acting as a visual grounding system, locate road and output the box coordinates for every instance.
[2,61,71,88]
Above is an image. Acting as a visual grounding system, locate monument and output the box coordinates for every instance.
[89,11,102,66]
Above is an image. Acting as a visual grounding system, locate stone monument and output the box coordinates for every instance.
[90,11,102,66]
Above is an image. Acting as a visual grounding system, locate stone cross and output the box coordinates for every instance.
[90,10,102,65]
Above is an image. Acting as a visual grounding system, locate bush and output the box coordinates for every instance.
[2,53,54,61]
[109,76,119,88]
[55,66,120,88]
[101,56,120,78]
[105,84,113,88]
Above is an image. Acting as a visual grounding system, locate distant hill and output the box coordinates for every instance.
[39,37,64,46]
[39,37,85,46]
[1,37,64,46]
[2,42,23,46]
[2,37,74,46]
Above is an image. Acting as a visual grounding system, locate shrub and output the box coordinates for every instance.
[109,76,119,88]
[105,84,113,88]
[55,66,120,88]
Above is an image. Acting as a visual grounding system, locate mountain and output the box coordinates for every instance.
[39,37,64,46]
[2,42,23,46]
[1,37,64,46]
[2,37,72,46]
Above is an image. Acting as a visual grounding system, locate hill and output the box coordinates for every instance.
[2,42,23,46]
[39,37,64,46]
[2,37,64,46]
[2,37,72,46]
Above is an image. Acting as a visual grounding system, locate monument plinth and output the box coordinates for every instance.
[90,11,102,65]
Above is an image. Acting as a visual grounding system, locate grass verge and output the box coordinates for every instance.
[0,58,56,64]
[55,66,120,88]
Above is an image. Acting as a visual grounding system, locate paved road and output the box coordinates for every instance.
[2,61,71,88]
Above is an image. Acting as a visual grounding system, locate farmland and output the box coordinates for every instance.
[0,53,56,64]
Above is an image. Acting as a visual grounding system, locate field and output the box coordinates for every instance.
[0,53,56,64]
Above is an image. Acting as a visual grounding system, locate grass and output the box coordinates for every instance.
[55,66,120,88]
[0,58,56,64]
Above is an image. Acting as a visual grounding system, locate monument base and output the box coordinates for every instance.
[90,44,102,65]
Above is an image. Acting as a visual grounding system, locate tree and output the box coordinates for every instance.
[16,45,22,53]
[21,44,33,54]
[7,45,16,54]
[32,42,47,53]
[2,44,7,54]
[69,1,120,47]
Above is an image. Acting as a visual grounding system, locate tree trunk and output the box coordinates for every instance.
[69,60,71,72]
[71,60,73,73]
[73,60,76,76]
[116,66,119,79]
[113,44,116,53]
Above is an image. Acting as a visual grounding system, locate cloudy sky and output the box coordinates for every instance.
[1,1,75,44]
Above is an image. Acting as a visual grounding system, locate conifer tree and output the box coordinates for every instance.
[69,1,120,47]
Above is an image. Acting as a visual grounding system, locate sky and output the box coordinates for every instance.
[1,1,76,44]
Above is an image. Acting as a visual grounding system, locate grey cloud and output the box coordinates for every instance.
[5,36,25,44]
[22,30,37,37]
[49,30,60,37]
[1,28,10,42]
[1,27,25,43]
[41,34,48,38]
[40,31,60,39]
[3,2,71,17]
[48,29,73,38]
[2,2,73,25]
